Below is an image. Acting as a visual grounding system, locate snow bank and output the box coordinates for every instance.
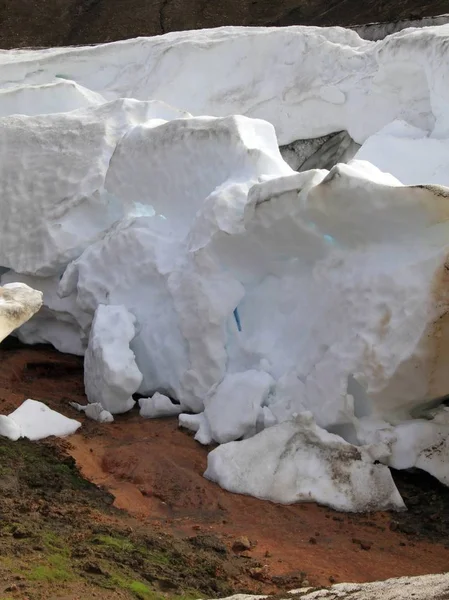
[1,25,447,145]
[0,400,81,441]
[3,24,449,510]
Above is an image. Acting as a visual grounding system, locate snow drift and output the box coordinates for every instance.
[2,24,449,510]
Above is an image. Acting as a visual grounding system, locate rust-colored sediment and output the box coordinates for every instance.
[1,341,449,589]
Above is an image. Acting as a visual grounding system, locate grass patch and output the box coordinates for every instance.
[42,531,70,556]
[28,564,73,583]
[129,580,153,599]
[148,550,170,566]
[27,554,74,583]
[93,534,136,553]
[111,575,153,599]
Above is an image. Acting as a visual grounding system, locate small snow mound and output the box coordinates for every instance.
[205,413,405,512]
[0,399,81,441]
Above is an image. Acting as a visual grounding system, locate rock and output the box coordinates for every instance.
[232,536,252,552]
[189,534,227,555]
[82,562,105,575]
[249,566,269,581]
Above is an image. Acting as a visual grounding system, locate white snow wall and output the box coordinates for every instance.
[2,24,449,509]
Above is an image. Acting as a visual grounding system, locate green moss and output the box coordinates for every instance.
[42,532,70,556]
[148,550,170,566]
[27,553,74,582]
[110,575,153,599]
[93,534,136,553]
[129,580,153,598]
[28,565,73,582]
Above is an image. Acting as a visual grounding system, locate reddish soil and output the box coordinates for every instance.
[1,338,449,594]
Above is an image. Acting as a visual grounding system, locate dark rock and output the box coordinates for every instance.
[0,0,446,49]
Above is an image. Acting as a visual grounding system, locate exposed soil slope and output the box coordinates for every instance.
[0,338,449,600]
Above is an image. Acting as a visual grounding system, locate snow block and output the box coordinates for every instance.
[84,304,142,414]
[205,413,405,512]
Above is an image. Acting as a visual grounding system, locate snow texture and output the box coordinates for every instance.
[209,572,449,600]
[139,393,182,418]
[3,24,449,509]
[205,412,405,512]
[0,399,81,441]
[0,282,43,342]
[84,305,142,414]
[69,401,114,423]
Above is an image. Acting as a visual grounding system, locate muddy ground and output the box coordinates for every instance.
[1,337,449,599]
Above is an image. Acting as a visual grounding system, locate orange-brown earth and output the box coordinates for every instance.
[1,338,449,599]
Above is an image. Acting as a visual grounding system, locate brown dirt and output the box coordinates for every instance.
[1,338,449,599]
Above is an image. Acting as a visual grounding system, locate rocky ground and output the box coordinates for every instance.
[0,337,449,599]
[0,0,447,48]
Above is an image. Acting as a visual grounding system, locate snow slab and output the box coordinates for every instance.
[0,25,447,146]
[355,120,449,187]
[0,399,81,441]
[205,413,405,512]
[84,304,142,414]
[139,393,182,418]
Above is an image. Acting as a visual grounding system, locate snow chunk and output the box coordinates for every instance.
[356,411,449,487]
[0,416,22,441]
[0,399,81,441]
[200,370,275,444]
[84,304,142,414]
[70,402,114,423]
[356,120,449,186]
[0,99,190,276]
[139,393,182,418]
[1,271,89,355]
[0,282,43,342]
[205,413,405,512]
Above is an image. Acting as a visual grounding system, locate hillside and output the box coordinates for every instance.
[0,0,447,48]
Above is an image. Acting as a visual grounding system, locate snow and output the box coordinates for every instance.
[205,413,405,512]
[199,370,275,444]
[355,120,449,186]
[2,24,449,510]
[0,399,81,441]
[70,402,114,423]
[139,393,182,418]
[84,305,142,414]
[0,282,43,342]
